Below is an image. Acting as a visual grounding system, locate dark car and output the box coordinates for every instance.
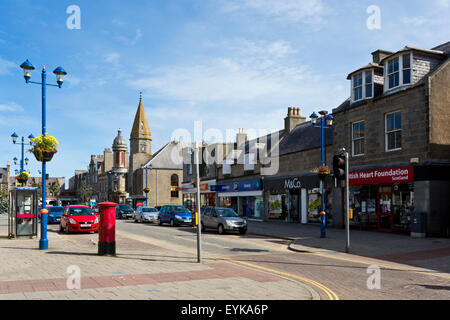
[48,206,64,224]
[158,205,193,227]
[115,204,134,219]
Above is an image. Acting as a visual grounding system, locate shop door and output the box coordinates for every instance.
[378,192,393,231]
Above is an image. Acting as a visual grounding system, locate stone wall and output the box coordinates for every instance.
[429,61,450,160]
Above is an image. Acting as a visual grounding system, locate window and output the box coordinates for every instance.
[386,112,402,151]
[188,164,192,175]
[352,121,365,156]
[353,73,363,101]
[352,70,373,102]
[244,153,255,171]
[402,54,411,84]
[386,54,412,90]
[171,174,179,198]
[365,72,373,98]
[387,57,400,89]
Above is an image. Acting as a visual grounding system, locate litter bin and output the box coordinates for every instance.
[98,202,117,256]
[410,212,427,238]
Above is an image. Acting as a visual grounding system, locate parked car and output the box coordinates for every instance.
[201,207,247,235]
[59,205,99,234]
[134,206,159,223]
[158,205,193,227]
[115,204,134,219]
[48,206,64,224]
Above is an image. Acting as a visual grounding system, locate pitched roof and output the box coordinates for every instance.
[144,141,188,170]
[130,95,151,138]
[278,121,333,156]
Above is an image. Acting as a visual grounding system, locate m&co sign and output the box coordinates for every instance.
[349,166,413,186]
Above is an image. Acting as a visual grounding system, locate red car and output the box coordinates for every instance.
[60,205,99,233]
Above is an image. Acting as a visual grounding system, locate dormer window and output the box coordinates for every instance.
[385,53,412,91]
[351,70,373,102]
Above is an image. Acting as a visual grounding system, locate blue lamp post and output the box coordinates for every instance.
[20,59,67,250]
[141,164,152,206]
[310,111,334,238]
[11,132,34,174]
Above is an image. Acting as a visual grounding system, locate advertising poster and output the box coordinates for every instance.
[268,195,282,218]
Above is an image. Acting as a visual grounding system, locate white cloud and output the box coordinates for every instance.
[129,39,314,103]
[401,16,429,26]
[0,57,15,75]
[221,0,326,25]
[0,102,24,112]
[105,52,120,64]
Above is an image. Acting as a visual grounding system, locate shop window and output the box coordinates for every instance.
[352,121,365,156]
[385,112,402,151]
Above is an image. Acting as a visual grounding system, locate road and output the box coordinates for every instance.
[47,218,450,300]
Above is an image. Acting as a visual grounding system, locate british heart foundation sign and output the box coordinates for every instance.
[349,166,413,186]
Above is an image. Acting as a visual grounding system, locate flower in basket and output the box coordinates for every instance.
[143,187,150,193]
[318,166,330,175]
[29,133,59,162]
[18,171,30,181]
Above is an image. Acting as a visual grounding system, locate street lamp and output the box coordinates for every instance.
[20,59,67,251]
[310,110,334,238]
[141,163,152,206]
[11,132,34,173]
[112,171,125,204]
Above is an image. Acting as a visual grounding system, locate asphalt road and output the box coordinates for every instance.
[48,218,450,300]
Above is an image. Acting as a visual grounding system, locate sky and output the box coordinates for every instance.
[0,0,449,186]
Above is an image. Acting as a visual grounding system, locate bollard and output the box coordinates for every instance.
[98,202,117,256]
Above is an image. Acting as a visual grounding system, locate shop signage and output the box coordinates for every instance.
[264,174,319,191]
[216,179,262,193]
[284,178,302,189]
[349,166,413,186]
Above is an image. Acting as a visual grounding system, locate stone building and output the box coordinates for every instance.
[331,42,450,237]
[131,141,185,208]
[0,162,11,201]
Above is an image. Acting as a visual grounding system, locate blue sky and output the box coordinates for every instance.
[0,0,449,185]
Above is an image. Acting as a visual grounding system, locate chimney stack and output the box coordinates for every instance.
[284,107,306,133]
[236,128,247,148]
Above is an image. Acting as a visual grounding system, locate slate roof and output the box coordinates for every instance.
[278,121,333,156]
[144,141,189,170]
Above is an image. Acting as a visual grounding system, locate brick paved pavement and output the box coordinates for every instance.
[247,220,450,273]
[0,216,318,300]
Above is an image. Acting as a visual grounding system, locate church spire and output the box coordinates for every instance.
[131,92,151,138]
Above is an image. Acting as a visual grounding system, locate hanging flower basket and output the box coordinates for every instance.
[29,134,59,163]
[16,171,30,185]
[143,187,150,194]
[318,166,330,181]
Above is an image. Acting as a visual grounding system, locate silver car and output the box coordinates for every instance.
[134,206,159,223]
[201,207,247,235]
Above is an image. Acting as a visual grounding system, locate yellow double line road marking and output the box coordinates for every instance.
[222,257,339,300]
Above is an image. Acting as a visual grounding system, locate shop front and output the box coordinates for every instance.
[347,166,414,232]
[216,179,264,219]
[182,180,217,212]
[264,174,333,224]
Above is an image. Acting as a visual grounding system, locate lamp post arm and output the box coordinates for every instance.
[27,81,59,87]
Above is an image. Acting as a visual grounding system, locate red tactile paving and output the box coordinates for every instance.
[0,262,282,295]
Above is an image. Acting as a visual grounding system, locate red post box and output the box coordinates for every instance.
[98,202,117,256]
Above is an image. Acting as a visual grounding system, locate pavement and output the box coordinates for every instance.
[0,214,318,300]
[1,213,450,300]
[247,220,450,274]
